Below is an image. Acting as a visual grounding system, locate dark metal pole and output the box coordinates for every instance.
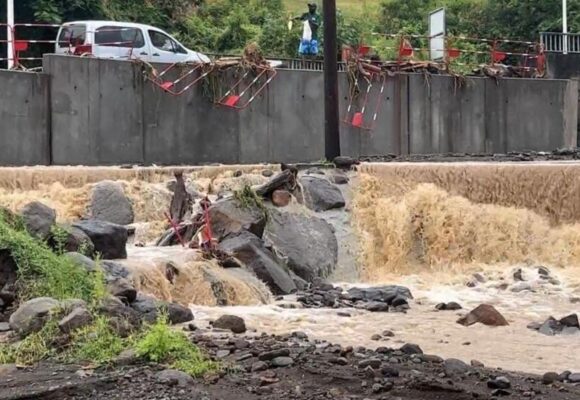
[323,0,340,160]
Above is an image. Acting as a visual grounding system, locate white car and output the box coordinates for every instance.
[55,21,210,64]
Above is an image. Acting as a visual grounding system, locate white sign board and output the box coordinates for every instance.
[429,8,446,61]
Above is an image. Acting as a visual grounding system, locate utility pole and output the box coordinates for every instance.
[6,0,14,69]
[323,0,340,161]
[563,0,568,54]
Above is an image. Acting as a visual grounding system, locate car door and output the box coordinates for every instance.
[148,29,189,64]
[93,25,149,60]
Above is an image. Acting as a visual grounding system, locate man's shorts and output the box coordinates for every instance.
[299,39,319,55]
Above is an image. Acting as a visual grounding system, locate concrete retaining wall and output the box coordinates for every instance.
[0,70,50,166]
[0,55,578,166]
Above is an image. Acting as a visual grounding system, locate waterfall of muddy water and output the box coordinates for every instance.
[190,162,580,374]
[3,163,580,374]
[120,246,272,306]
[0,166,272,243]
[353,163,580,280]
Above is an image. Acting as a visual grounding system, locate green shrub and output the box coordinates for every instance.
[135,316,218,377]
[66,316,126,365]
[0,319,59,365]
[0,214,101,302]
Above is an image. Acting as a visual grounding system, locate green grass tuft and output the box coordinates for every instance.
[0,214,101,302]
[66,316,126,365]
[0,319,60,365]
[135,316,218,377]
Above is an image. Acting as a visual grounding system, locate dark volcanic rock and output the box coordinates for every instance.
[488,376,511,390]
[155,369,194,387]
[218,231,296,295]
[58,307,93,334]
[542,372,560,385]
[559,314,579,328]
[333,156,359,169]
[0,250,17,303]
[271,356,293,367]
[131,295,193,324]
[457,304,509,327]
[9,297,60,337]
[213,315,246,334]
[259,349,290,361]
[444,358,470,375]
[365,301,390,312]
[263,210,338,282]
[90,181,134,225]
[345,286,413,304]
[538,317,562,336]
[436,302,462,311]
[299,176,345,212]
[73,220,128,259]
[21,202,56,240]
[209,198,267,241]
[48,224,95,256]
[400,343,423,355]
[107,278,137,303]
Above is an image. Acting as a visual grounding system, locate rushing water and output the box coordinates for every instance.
[2,163,580,374]
[192,266,580,374]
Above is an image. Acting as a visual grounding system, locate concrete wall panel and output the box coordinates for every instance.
[0,56,576,167]
[0,70,50,165]
[45,56,144,165]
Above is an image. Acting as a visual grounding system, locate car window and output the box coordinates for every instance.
[57,25,86,48]
[95,26,145,48]
[149,30,185,53]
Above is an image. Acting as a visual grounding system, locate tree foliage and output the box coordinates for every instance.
[1,0,580,58]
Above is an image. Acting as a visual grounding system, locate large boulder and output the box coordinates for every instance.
[58,307,93,334]
[72,220,128,259]
[48,224,95,256]
[107,278,137,303]
[344,286,413,303]
[0,250,18,305]
[263,210,338,282]
[218,231,297,295]
[130,294,193,325]
[213,315,246,334]
[20,202,56,240]
[89,181,134,225]
[9,297,60,337]
[209,198,267,241]
[457,304,509,327]
[299,176,345,212]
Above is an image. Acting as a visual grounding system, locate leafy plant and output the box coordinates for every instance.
[49,225,69,255]
[0,319,60,365]
[0,213,101,302]
[135,315,218,377]
[66,316,126,364]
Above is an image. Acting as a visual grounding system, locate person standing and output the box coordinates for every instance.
[295,3,321,56]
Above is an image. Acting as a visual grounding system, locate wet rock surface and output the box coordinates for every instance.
[73,220,128,260]
[263,210,338,282]
[299,176,346,212]
[1,329,578,400]
[528,313,580,336]
[457,304,509,327]
[20,201,56,241]
[293,281,413,312]
[89,181,135,225]
[218,231,297,295]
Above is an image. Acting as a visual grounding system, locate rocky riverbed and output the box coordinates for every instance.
[2,161,580,399]
[1,325,580,400]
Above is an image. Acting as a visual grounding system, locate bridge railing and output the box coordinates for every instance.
[541,32,580,53]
